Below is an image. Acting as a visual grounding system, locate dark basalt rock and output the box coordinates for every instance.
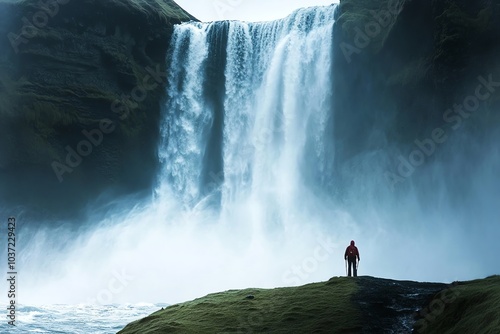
[0,0,195,219]
[1,0,499,220]
[330,0,500,195]
[351,276,446,333]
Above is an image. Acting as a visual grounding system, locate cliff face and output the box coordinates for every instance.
[1,0,499,218]
[333,0,500,163]
[0,0,194,217]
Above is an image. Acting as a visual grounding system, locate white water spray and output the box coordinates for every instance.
[8,4,500,307]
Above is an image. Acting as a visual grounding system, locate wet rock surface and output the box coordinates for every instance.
[353,276,446,333]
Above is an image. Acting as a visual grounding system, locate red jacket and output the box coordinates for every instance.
[344,241,360,260]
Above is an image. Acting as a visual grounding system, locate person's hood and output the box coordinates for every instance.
[350,240,355,246]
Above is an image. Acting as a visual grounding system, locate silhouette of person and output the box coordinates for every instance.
[344,240,360,277]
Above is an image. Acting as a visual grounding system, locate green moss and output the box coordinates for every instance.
[119,277,360,334]
[0,0,195,22]
[435,2,491,32]
[419,276,500,334]
[111,0,195,21]
[337,0,406,53]
[119,276,500,333]
[434,3,493,65]
[387,57,431,87]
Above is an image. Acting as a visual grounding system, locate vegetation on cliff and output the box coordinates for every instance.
[118,275,500,333]
[0,0,194,217]
[119,278,361,334]
[1,0,499,216]
[332,0,500,190]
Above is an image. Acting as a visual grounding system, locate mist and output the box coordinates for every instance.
[1,4,499,307]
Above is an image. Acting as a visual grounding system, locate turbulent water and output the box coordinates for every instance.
[2,3,499,333]
[0,304,164,333]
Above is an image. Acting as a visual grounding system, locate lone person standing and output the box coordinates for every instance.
[344,240,360,277]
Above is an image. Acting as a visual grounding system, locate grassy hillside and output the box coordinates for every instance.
[119,276,500,333]
[417,275,500,334]
[119,278,361,334]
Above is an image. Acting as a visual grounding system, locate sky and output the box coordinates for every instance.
[175,0,337,22]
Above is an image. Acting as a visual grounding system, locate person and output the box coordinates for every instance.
[344,240,360,277]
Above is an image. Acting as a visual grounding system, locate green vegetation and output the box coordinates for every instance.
[107,0,195,21]
[336,0,405,53]
[119,276,500,333]
[419,275,500,334]
[0,0,195,22]
[0,0,192,152]
[386,57,431,87]
[0,0,197,212]
[119,278,361,334]
[433,2,492,71]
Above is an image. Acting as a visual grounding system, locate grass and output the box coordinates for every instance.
[119,276,500,333]
[119,277,361,334]
[0,0,188,166]
[418,275,500,334]
[0,0,195,22]
[336,0,406,53]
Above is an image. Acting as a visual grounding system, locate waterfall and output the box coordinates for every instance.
[161,6,337,230]
[11,4,500,308]
[160,22,212,207]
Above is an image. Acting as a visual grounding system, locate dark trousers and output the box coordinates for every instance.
[347,257,357,277]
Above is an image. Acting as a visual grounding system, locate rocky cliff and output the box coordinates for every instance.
[1,0,499,218]
[0,0,195,218]
[333,0,500,163]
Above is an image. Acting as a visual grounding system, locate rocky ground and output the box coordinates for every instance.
[353,276,446,333]
[118,275,500,334]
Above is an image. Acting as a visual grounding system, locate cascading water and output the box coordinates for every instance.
[161,6,337,236]
[159,22,212,207]
[8,5,499,314]
[155,2,500,292]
